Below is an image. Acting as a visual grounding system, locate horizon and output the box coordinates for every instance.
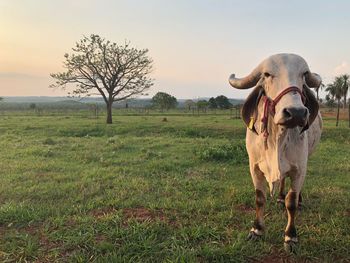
[0,95,245,101]
[1,1,350,99]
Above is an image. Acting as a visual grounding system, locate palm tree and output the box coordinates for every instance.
[339,74,350,109]
[326,77,343,126]
[315,82,325,102]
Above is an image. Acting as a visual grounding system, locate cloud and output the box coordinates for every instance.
[0,72,42,79]
[332,62,350,76]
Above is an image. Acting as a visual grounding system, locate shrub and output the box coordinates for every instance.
[196,141,248,163]
[43,138,56,145]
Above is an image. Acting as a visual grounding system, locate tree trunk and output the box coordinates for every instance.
[336,99,340,127]
[344,94,347,109]
[106,101,113,124]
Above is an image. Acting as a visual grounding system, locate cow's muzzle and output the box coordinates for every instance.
[278,107,309,128]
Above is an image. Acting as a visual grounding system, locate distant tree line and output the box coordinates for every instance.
[150,92,234,111]
[148,81,349,127]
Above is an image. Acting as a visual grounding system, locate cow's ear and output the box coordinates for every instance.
[303,85,319,127]
[241,86,264,134]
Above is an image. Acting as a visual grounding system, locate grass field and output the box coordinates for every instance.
[0,112,349,262]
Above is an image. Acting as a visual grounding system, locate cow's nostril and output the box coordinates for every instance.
[280,107,308,127]
[283,108,307,120]
[283,108,292,119]
[303,108,308,118]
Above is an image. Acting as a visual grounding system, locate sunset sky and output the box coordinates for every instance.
[1,0,350,98]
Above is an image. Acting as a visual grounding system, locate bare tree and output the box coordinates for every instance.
[50,34,153,124]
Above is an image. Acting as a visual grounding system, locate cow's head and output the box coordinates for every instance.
[228,54,320,133]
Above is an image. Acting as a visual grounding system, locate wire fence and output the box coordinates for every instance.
[0,107,243,118]
[0,106,348,123]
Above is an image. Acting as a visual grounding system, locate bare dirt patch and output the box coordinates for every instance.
[0,225,6,236]
[88,206,176,226]
[253,255,285,263]
[321,109,349,120]
[236,204,255,213]
[89,207,117,219]
[344,209,350,217]
[22,224,63,253]
[249,251,293,263]
[95,234,107,243]
[0,223,64,262]
[123,207,167,223]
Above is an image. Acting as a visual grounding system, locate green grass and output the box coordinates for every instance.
[0,113,349,262]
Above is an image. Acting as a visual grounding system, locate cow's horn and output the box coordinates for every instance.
[228,67,262,89]
[305,72,321,88]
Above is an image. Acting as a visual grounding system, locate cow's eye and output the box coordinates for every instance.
[264,72,271,78]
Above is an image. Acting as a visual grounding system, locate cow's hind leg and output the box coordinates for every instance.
[247,165,266,240]
[298,192,303,210]
[284,190,299,252]
[277,178,286,207]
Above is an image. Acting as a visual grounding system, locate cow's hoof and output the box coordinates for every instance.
[298,202,302,211]
[284,240,298,253]
[247,230,262,241]
[277,194,285,209]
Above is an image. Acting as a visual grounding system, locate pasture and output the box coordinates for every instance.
[0,112,349,262]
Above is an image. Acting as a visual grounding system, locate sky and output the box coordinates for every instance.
[1,0,350,99]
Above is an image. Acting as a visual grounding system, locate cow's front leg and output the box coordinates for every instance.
[284,190,299,252]
[247,164,266,240]
[277,179,303,210]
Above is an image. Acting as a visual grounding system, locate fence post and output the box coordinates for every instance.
[95,103,98,119]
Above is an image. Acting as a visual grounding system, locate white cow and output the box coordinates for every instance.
[228,53,322,252]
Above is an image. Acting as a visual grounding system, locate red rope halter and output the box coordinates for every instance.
[261,86,306,150]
